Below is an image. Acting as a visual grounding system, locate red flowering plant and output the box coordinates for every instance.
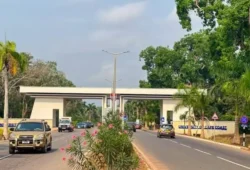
[64,112,139,170]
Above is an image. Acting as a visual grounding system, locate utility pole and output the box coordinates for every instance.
[102,50,129,116]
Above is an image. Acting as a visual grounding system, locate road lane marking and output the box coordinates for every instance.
[194,149,211,155]
[0,154,12,160]
[168,140,178,144]
[180,144,191,148]
[217,157,250,169]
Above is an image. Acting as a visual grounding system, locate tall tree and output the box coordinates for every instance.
[175,85,200,136]
[86,103,97,121]
[0,41,28,139]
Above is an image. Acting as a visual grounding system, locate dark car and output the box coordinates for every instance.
[87,122,94,128]
[76,122,91,129]
[125,122,136,132]
[157,124,175,138]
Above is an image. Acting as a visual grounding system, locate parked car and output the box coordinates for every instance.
[87,122,94,128]
[125,122,136,132]
[76,122,91,129]
[157,124,175,138]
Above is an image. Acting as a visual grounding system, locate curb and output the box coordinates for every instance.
[132,142,157,170]
[142,129,249,151]
[175,134,243,150]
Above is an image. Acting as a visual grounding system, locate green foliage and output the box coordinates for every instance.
[65,112,139,170]
[143,113,157,123]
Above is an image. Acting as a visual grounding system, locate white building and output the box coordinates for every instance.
[19,86,189,127]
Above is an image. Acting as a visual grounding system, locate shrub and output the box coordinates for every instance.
[64,113,139,170]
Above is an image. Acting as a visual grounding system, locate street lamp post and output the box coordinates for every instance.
[102,50,129,116]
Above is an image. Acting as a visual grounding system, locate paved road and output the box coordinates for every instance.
[0,128,94,170]
[134,130,250,170]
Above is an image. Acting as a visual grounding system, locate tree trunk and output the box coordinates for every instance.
[188,118,191,136]
[232,115,240,144]
[145,108,148,129]
[184,118,186,135]
[187,108,192,136]
[201,111,205,139]
[3,67,9,140]
[249,7,250,26]
[88,112,91,121]
[136,107,139,119]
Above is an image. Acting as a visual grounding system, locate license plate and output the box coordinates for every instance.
[22,141,30,144]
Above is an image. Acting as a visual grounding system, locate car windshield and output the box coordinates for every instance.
[15,122,44,131]
[60,120,70,123]
[161,125,173,130]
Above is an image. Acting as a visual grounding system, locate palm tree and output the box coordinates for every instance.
[175,85,199,136]
[179,111,188,134]
[222,79,242,144]
[194,90,210,138]
[0,41,28,139]
[224,69,250,144]
[143,113,157,130]
[86,103,97,122]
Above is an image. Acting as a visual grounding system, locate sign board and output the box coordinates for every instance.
[179,125,227,130]
[110,93,117,100]
[161,117,165,122]
[240,115,248,124]
[241,124,248,129]
[123,115,127,121]
[212,113,218,120]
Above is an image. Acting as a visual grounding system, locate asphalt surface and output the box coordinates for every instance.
[0,128,95,170]
[133,130,250,170]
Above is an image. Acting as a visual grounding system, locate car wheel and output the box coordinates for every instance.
[9,147,15,154]
[171,136,175,138]
[47,142,52,151]
[42,142,48,153]
[58,129,61,132]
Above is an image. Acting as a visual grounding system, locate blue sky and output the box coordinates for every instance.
[0,0,202,104]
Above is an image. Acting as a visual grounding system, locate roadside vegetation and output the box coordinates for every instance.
[62,111,140,170]
[125,0,250,145]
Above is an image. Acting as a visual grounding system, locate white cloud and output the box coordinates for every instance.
[98,1,147,24]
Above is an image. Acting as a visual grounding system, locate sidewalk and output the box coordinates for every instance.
[142,128,250,151]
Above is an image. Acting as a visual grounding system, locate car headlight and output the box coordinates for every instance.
[10,133,16,139]
[36,134,44,140]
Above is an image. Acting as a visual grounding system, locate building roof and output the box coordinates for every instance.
[19,86,206,99]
